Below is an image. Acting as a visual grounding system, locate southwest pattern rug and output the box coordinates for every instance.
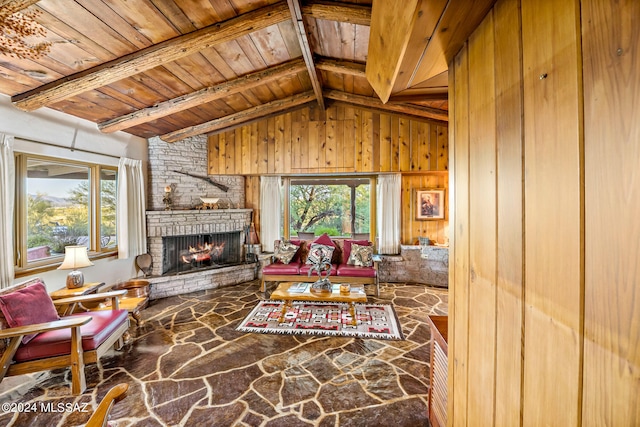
[237,300,404,340]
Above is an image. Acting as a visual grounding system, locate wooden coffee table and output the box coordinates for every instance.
[270,282,367,326]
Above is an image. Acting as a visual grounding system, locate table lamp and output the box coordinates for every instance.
[57,245,94,289]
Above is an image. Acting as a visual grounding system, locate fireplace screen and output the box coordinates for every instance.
[162,231,242,275]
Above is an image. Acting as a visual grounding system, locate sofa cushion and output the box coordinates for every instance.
[337,264,377,278]
[347,243,374,267]
[273,241,300,264]
[263,262,301,275]
[343,239,370,264]
[300,263,338,277]
[0,282,60,344]
[306,243,335,266]
[14,309,129,362]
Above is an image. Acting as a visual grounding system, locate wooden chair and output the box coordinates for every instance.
[86,383,129,427]
[0,278,129,395]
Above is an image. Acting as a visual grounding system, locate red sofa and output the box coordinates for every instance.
[261,234,379,296]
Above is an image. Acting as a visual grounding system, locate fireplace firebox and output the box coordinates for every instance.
[162,231,241,275]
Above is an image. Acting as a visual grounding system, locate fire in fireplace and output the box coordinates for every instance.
[162,231,241,275]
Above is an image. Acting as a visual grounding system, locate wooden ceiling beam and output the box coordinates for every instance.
[315,57,365,77]
[388,93,448,103]
[301,1,371,26]
[323,89,448,124]
[287,0,324,110]
[10,2,291,112]
[98,58,307,133]
[161,91,316,143]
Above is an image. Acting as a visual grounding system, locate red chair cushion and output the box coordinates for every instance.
[312,233,335,247]
[0,282,59,344]
[14,309,129,362]
[263,262,301,275]
[337,264,377,278]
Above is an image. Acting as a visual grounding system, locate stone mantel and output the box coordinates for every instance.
[146,209,253,238]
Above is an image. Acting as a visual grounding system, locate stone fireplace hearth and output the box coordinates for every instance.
[144,209,256,299]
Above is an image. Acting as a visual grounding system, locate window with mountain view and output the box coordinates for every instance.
[15,154,117,269]
[288,177,372,238]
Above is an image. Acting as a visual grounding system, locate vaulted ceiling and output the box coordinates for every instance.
[0,0,494,142]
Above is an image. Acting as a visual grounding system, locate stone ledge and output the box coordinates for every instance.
[378,245,448,288]
[145,263,257,300]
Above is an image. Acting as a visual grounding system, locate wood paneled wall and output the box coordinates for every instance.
[209,104,449,245]
[208,104,448,174]
[448,0,639,426]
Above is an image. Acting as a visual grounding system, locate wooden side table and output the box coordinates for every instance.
[50,282,104,299]
[50,282,105,314]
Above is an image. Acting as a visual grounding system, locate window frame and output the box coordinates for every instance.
[13,152,118,276]
[282,175,377,241]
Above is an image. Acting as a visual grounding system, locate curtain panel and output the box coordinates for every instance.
[260,176,282,253]
[0,134,15,288]
[117,158,147,259]
[377,173,401,254]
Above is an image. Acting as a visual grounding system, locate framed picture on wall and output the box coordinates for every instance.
[416,189,445,220]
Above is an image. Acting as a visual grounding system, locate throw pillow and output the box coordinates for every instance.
[312,233,335,247]
[347,243,373,267]
[274,241,300,264]
[343,239,370,263]
[0,282,60,344]
[306,243,335,266]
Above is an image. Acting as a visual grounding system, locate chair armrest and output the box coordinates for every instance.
[85,383,129,427]
[0,316,92,340]
[53,290,127,315]
[53,290,127,305]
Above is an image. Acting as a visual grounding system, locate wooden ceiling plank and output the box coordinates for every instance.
[286,0,325,110]
[99,57,307,133]
[316,57,365,77]
[301,1,371,26]
[277,21,303,58]
[324,89,448,123]
[73,0,153,50]
[10,2,291,112]
[160,90,316,142]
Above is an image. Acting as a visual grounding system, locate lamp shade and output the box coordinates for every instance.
[57,245,94,270]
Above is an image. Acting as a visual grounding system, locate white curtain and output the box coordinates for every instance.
[260,176,281,252]
[0,134,15,288]
[377,173,402,254]
[117,158,147,259]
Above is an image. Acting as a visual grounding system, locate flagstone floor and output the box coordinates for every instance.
[0,281,447,427]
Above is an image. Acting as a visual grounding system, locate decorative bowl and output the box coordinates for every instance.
[200,197,219,204]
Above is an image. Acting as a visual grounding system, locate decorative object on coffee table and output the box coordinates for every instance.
[307,249,333,296]
[57,245,94,289]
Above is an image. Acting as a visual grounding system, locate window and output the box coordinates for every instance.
[14,154,117,271]
[286,177,373,238]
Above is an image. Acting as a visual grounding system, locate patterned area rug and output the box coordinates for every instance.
[237,300,404,340]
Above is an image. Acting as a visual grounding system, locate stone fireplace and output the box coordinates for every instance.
[144,209,256,299]
[162,230,242,275]
[144,136,257,299]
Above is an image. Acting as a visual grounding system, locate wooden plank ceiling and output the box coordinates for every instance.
[0,0,479,141]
